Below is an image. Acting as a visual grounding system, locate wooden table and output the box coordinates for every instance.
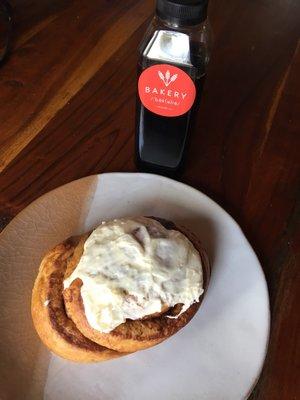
[0,0,299,398]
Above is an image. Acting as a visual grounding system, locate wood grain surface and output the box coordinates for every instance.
[0,0,299,399]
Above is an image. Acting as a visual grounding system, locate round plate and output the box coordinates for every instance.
[0,173,270,400]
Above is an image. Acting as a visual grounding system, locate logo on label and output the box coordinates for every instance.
[158,69,178,87]
[138,64,196,117]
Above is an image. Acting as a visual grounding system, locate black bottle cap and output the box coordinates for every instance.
[156,0,208,26]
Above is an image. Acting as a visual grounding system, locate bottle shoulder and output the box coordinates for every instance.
[139,17,212,48]
[138,17,212,72]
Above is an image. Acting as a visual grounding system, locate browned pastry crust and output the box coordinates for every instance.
[63,217,210,353]
[31,236,121,362]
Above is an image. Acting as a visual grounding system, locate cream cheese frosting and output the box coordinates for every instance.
[64,217,203,333]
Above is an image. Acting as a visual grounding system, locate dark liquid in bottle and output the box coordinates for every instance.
[136,61,205,176]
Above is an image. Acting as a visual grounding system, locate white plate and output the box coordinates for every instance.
[0,173,270,400]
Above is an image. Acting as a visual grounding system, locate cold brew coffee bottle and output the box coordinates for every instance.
[135,0,211,175]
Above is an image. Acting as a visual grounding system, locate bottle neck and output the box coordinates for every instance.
[155,14,207,31]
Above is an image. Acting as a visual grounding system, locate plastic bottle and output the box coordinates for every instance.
[135,0,211,176]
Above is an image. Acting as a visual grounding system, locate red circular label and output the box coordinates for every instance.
[138,64,196,117]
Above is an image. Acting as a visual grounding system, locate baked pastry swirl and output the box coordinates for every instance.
[31,236,121,362]
[31,217,210,362]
